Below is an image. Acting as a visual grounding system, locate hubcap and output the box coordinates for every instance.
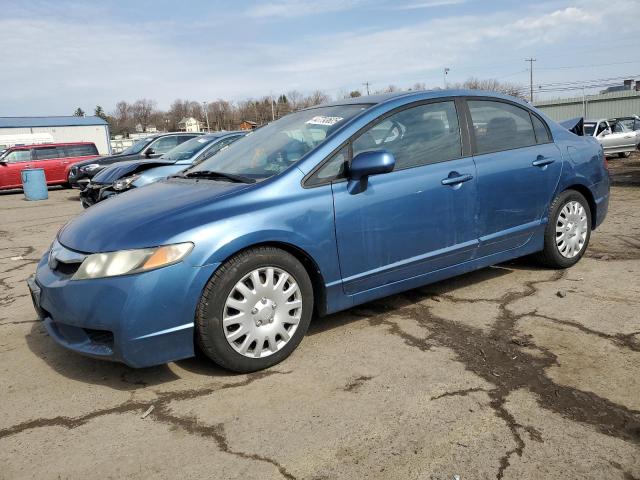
[555,200,588,258]
[223,267,302,358]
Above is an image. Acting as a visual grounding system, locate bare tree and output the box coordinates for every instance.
[131,99,157,132]
[456,77,525,99]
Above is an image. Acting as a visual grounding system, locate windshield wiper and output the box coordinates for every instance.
[172,170,256,183]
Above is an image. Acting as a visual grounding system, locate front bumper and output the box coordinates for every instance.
[79,183,121,208]
[28,253,219,368]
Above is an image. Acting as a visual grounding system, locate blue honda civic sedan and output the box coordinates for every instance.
[28,90,609,372]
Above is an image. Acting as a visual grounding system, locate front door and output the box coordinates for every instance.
[0,149,35,188]
[466,99,563,257]
[330,100,478,295]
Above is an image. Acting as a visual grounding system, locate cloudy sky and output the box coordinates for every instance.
[1,0,639,115]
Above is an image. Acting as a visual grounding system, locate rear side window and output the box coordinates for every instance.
[468,100,536,154]
[33,147,62,160]
[531,115,551,143]
[64,144,98,157]
[4,150,31,163]
[352,100,462,170]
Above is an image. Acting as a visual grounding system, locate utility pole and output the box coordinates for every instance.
[443,67,450,89]
[270,93,275,122]
[202,101,210,132]
[525,58,536,103]
[362,82,370,95]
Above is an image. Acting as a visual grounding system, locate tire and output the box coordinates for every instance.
[196,246,314,373]
[535,190,592,269]
[618,151,631,158]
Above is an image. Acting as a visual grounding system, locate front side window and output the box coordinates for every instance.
[151,136,179,154]
[3,150,31,163]
[33,147,61,160]
[468,100,536,154]
[611,122,626,134]
[121,137,154,155]
[352,101,462,170]
[188,104,369,181]
[596,122,610,136]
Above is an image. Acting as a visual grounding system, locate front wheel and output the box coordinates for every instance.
[535,190,592,268]
[196,246,314,373]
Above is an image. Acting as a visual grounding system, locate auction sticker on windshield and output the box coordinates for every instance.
[306,116,343,126]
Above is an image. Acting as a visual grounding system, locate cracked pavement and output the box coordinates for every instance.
[1,155,639,479]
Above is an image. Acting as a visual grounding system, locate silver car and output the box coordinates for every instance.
[584,118,640,158]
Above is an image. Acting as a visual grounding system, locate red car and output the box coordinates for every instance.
[0,142,100,190]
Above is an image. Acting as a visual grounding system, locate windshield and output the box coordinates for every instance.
[584,123,596,136]
[120,137,154,155]
[160,135,220,161]
[187,104,370,180]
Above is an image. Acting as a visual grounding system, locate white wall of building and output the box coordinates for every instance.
[0,125,111,155]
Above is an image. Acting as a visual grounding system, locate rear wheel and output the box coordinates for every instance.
[535,190,591,268]
[196,246,313,373]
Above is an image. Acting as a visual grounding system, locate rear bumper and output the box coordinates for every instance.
[30,253,219,368]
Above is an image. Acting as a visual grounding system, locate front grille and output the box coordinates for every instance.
[83,328,114,347]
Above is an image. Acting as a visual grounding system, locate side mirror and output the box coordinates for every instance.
[0,160,7,165]
[349,150,395,181]
[599,130,610,137]
[145,148,155,157]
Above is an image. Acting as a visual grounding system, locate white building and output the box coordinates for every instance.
[0,116,111,154]
[178,117,203,133]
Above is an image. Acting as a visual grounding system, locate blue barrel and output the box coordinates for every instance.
[21,169,48,201]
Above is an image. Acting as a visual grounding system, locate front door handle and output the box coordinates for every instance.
[441,173,474,186]
[532,156,555,167]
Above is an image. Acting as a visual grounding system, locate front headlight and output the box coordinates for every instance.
[81,163,101,172]
[72,242,193,280]
[113,174,139,191]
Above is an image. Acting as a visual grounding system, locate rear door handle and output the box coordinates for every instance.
[532,156,555,167]
[441,173,474,186]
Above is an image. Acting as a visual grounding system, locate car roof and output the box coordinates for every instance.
[201,131,245,139]
[7,142,95,150]
[319,89,533,109]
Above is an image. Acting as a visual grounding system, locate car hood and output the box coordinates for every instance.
[59,179,252,252]
[92,159,175,184]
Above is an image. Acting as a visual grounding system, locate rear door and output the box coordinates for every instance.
[32,146,65,183]
[325,99,478,295]
[466,99,562,257]
[0,149,34,188]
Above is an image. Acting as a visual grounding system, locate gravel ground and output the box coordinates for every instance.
[1,153,639,480]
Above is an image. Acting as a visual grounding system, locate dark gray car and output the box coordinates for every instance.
[68,132,203,188]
